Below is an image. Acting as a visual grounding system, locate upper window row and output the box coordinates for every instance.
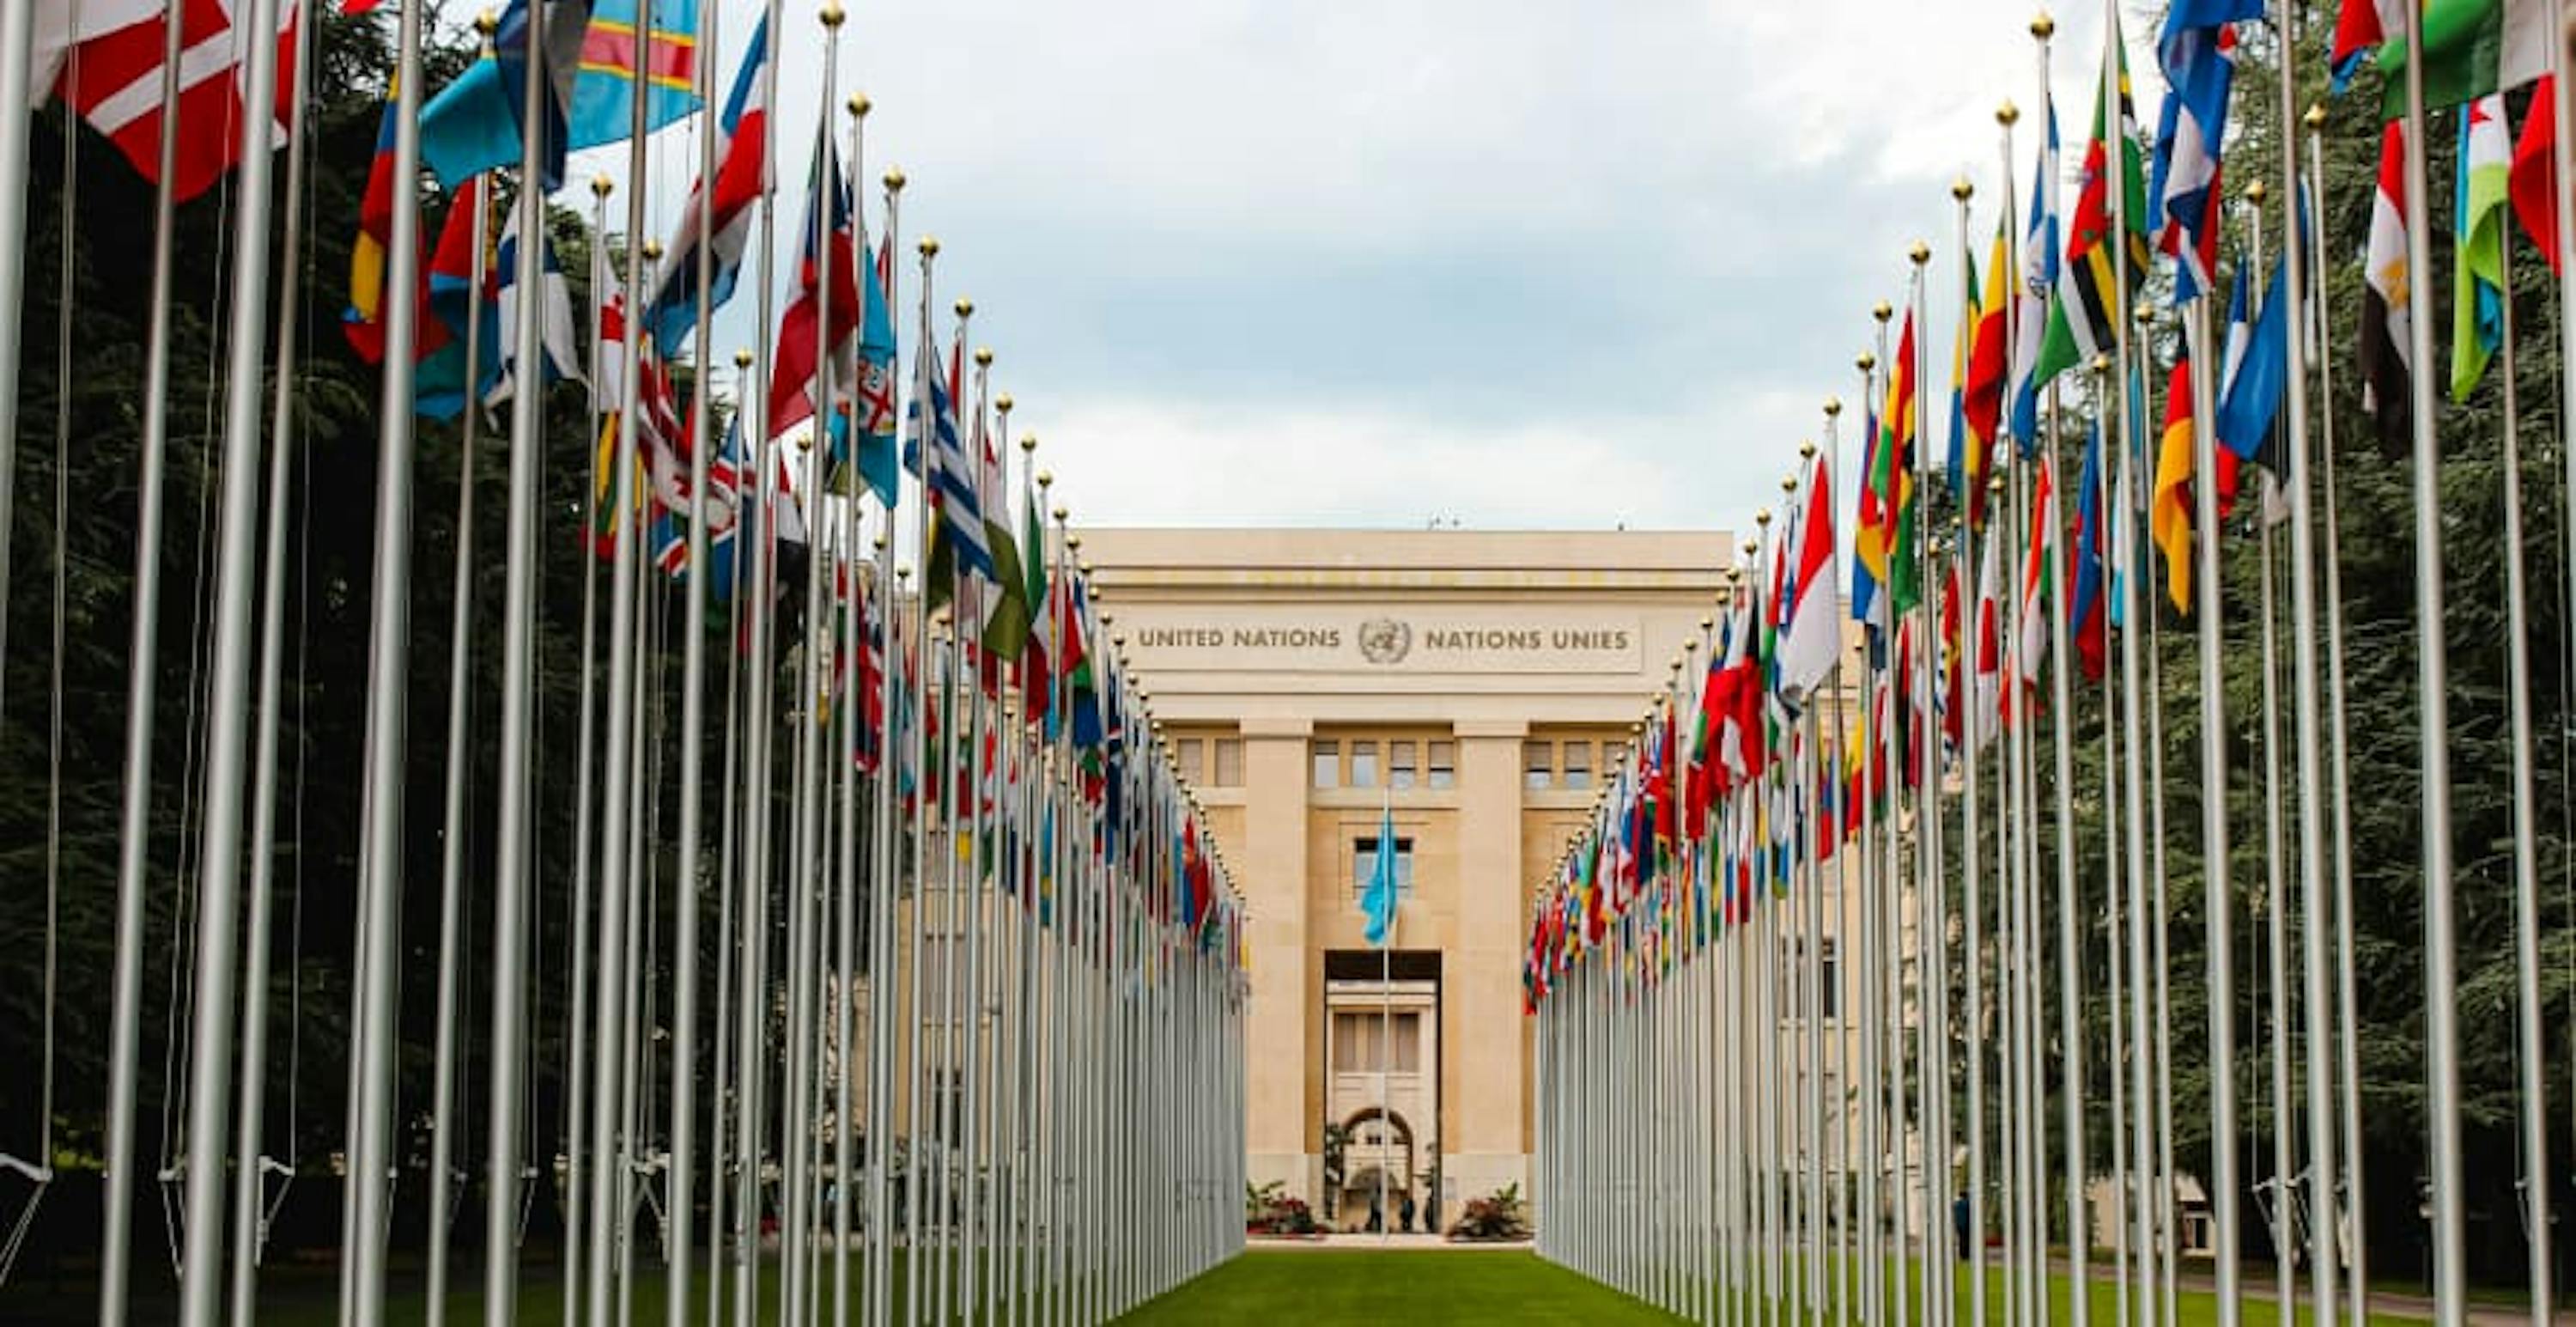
[1312,740,1455,790]
[1173,736,1244,788]
[1524,739,1619,791]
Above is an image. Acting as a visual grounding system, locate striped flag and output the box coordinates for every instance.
[49,0,300,203]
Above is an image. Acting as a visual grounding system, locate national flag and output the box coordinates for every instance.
[487,195,585,405]
[908,341,995,585]
[1939,558,1965,755]
[2008,102,2061,453]
[419,175,500,422]
[2332,0,2402,88]
[643,12,769,352]
[345,79,443,365]
[1776,452,1839,703]
[978,393,1034,662]
[1850,400,1885,628]
[852,233,902,506]
[2360,121,2413,458]
[2037,24,2151,387]
[2451,92,2510,400]
[2016,453,2055,689]
[566,0,700,149]
[1019,470,1054,727]
[1959,219,2010,530]
[2376,0,2552,119]
[1972,523,2002,746]
[1944,242,1975,499]
[2217,255,2290,470]
[48,0,300,204]
[2151,346,2198,612]
[767,113,862,442]
[419,0,588,192]
[1856,310,1918,621]
[2148,11,2242,302]
[2069,417,2108,681]
[2511,75,2561,275]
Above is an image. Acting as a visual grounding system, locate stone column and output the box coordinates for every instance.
[1452,720,1528,1210]
[1240,717,1315,1202]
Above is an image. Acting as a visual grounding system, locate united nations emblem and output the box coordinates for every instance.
[1358,618,1412,666]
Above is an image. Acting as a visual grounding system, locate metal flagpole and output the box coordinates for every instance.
[167,0,288,1310]
[343,0,430,1313]
[2089,356,2133,1327]
[485,0,568,1314]
[568,175,615,1327]
[2300,101,2370,1327]
[1909,238,1953,1324]
[95,9,197,1316]
[871,167,908,1327]
[428,171,495,1325]
[2392,3,2467,1317]
[2120,307,2160,1327]
[668,9,727,1321]
[2187,271,2240,1327]
[706,351,753,1327]
[903,251,942,1326]
[0,0,35,719]
[230,3,318,1312]
[1850,346,1883,1327]
[957,351,994,1324]
[2244,200,2298,1327]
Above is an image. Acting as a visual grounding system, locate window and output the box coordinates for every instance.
[1562,740,1592,790]
[1176,738,1204,784]
[1523,740,1553,790]
[1426,741,1455,789]
[1601,740,1625,773]
[1352,837,1414,900]
[1350,740,1379,788]
[1388,741,1418,789]
[1819,941,1840,1020]
[1313,740,1340,788]
[1333,1011,1420,1073]
[1213,738,1244,788]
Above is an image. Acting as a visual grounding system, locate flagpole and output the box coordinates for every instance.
[427,167,495,1327]
[230,1,317,1312]
[1381,776,1394,1248]
[1910,235,1953,1323]
[2118,304,2160,1327]
[94,8,196,1317]
[2089,355,2133,1327]
[902,244,942,1327]
[872,167,908,1327]
[2393,3,2468,1317]
[706,348,756,1327]
[0,0,38,724]
[1850,345,1883,1327]
[2187,263,2241,1327]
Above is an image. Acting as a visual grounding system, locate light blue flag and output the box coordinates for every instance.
[567,0,705,150]
[1361,802,1399,948]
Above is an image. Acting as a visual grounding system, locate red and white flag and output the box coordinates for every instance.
[48,0,301,204]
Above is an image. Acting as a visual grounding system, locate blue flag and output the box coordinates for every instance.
[2215,256,2289,466]
[419,0,590,192]
[1361,803,1399,948]
[567,0,704,149]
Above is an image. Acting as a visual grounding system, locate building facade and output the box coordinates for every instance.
[1082,528,1733,1227]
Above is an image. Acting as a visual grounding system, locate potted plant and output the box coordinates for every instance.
[1446,1182,1531,1243]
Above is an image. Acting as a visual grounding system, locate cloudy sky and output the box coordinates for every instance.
[568,0,2146,536]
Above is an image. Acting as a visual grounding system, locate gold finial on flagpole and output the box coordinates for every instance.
[1782,476,1798,496]
[476,9,500,36]
[1051,503,1067,520]
[1952,177,1973,202]
[2244,178,2268,206]
[1824,396,1842,417]
[1037,469,1053,489]
[592,174,614,199]
[918,235,939,258]
[1998,100,2020,126]
[975,347,993,368]
[850,94,871,119]
[872,533,888,552]
[885,168,908,193]
[1800,441,1817,460]
[1019,433,1036,455]
[820,3,846,28]
[734,350,753,369]
[1755,508,1772,527]
[2304,102,2328,132]
[643,240,662,261]
[1857,352,1877,373]
[1909,240,1932,265]
[2030,11,2055,40]
[1873,301,1893,323]
[955,299,975,319]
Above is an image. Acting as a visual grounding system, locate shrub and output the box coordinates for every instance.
[1449,1182,1531,1241]
[1244,1180,1319,1235]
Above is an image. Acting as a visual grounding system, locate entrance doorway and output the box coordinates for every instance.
[1322,950,1442,1231]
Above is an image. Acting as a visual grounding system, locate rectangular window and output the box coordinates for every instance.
[1352,837,1415,900]
[1523,740,1553,790]
[1426,740,1455,789]
[1819,940,1840,1021]
[1349,740,1379,788]
[1313,740,1340,789]
[1332,1010,1418,1072]
[1388,741,1418,789]
[1601,740,1625,773]
[1213,738,1244,788]
[1176,738,1204,785]
[1561,740,1592,790]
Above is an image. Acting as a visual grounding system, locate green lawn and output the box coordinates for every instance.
[1114,1251,1686,1324]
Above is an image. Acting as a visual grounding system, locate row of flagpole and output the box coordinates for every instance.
[1,0,1251,1323]
[1532,0,2576,1324]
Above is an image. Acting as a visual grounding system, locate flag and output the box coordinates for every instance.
[1945,243,1975,499]
[1856,310,1918,619]
[853,234,902,507]
[1020,470,1054,727]
[49,0,300,204]
[2008,102,2060,453]
[2148,11,2242,302]
[2451,92,2510,400]
[767,113,861,442]
[487,196,585,405]
[908,344,995,584]
[345,80,444,365]
[1959,220,2009,530]
[2217,255,2290,469]
[418,0,588,192]
[2151,347,2197,612]
[643,13,769,352]
[977,388,1034,662]
[1850,401,1884,628]
[1360,803,1399,947]
[2360,120,2413,458]
[2016,453,2054,689]
[2332,0,2402,88]
[2037,25,2151,387]
[2511,75,2561,275]
[2069,417,2108,681]
[1972,523,2002,745]
[1776,453,1839,703]
[418,175,499,422]
[2377,0,2552,119]
[566,0,701,149]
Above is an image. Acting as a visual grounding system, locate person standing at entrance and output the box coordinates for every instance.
[1400,1190,1417,1233]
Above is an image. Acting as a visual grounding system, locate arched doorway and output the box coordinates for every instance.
[1337,1106,1415,1230]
